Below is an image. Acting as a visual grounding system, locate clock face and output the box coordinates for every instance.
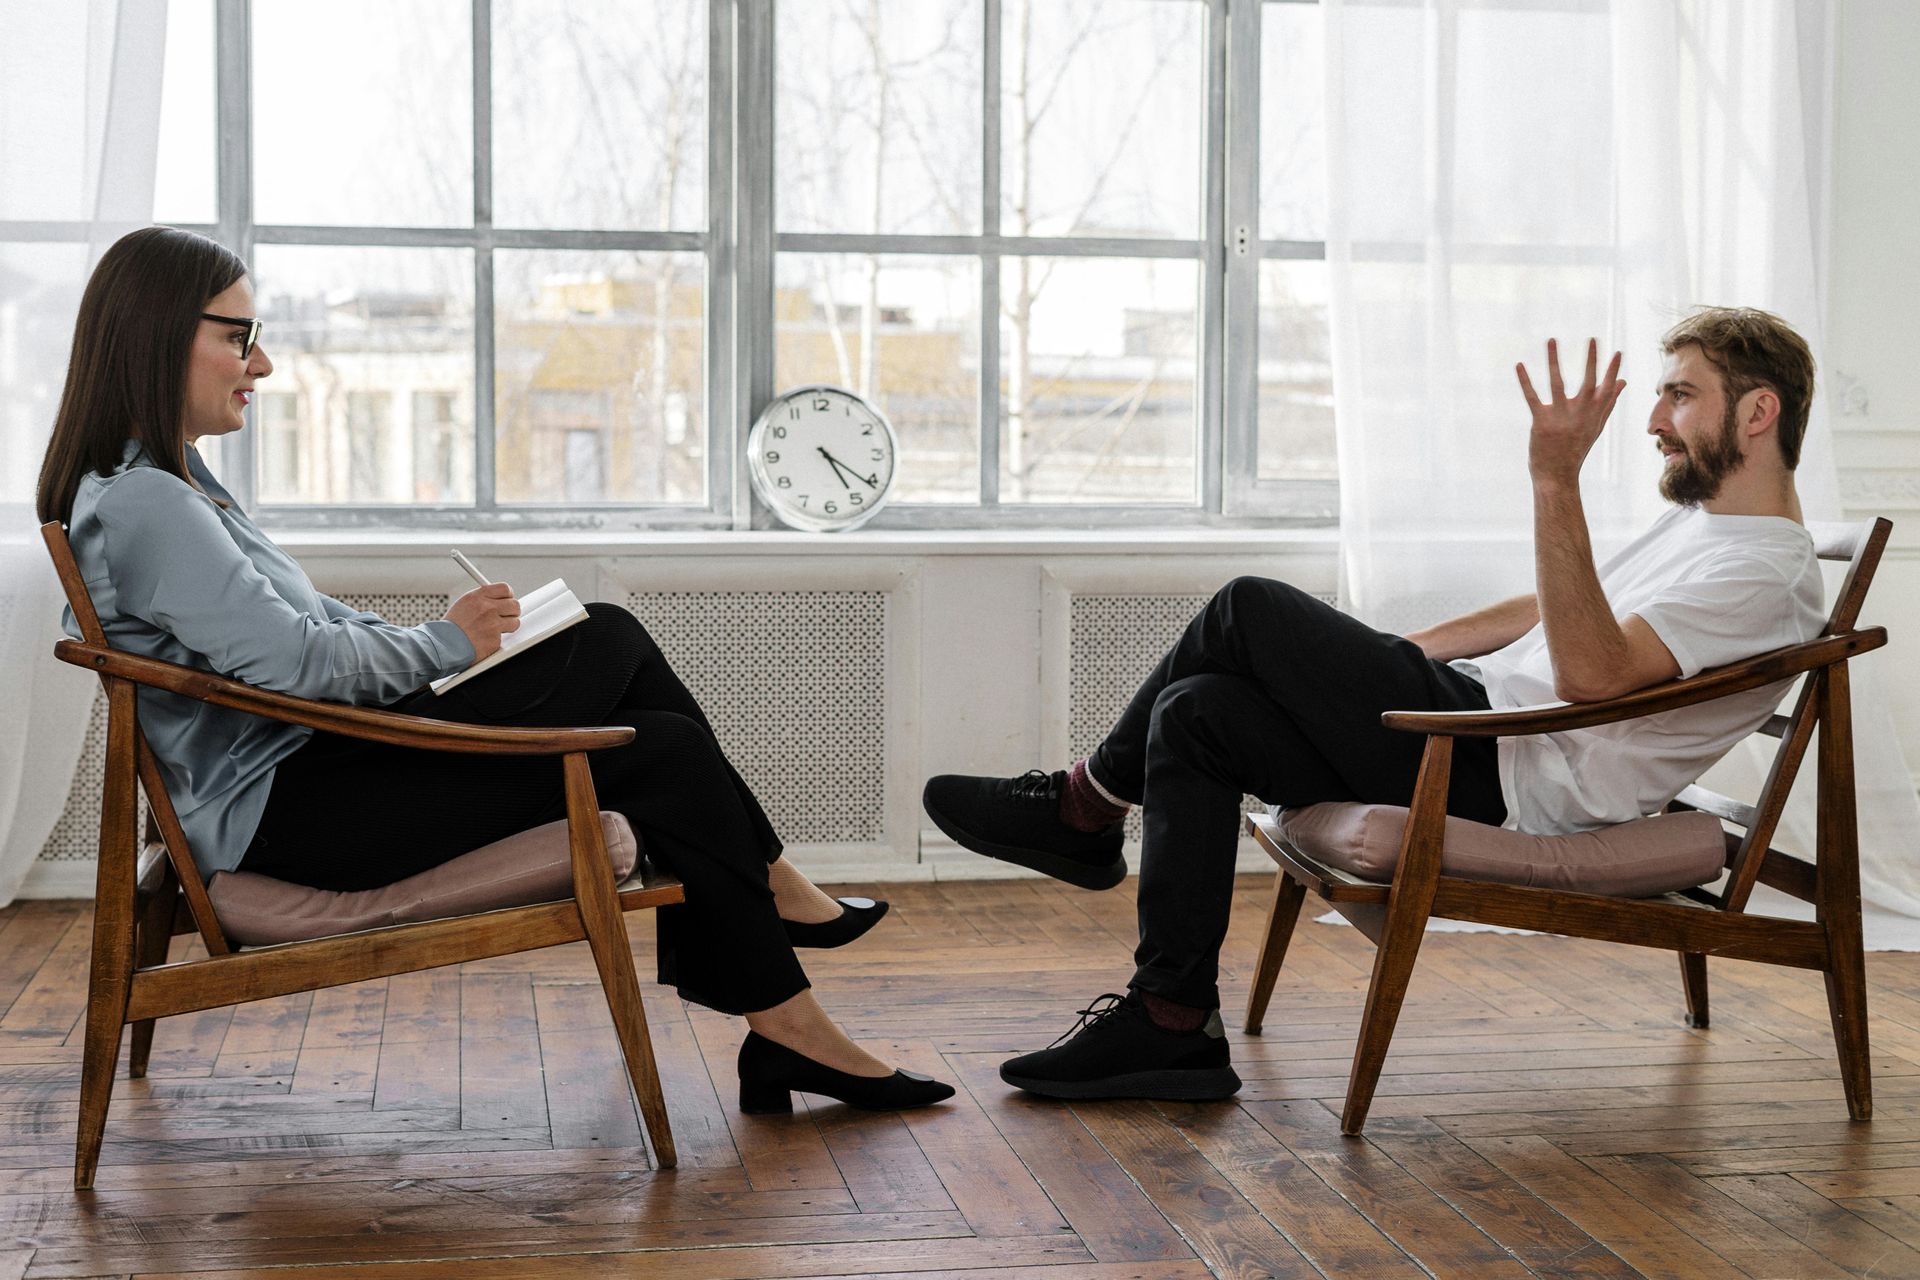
[748,385,899,532]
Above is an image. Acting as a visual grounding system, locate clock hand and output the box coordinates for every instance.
[819,447,879,489]
[816,446,857,489]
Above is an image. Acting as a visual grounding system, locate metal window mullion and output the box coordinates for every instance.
[1199,0,1229,513]
[215,0,255,509]
[472,0,496,512]
[248,225,702,251]
[736,1,776,530]
[980,0,1001,507]
[778,231,1201,258]
[1222,0,1261,514]
[708,0,737,523]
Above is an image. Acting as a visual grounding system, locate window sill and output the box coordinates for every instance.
[272,526,1342,558]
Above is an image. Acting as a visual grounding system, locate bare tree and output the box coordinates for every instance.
[1002,0,1186,502]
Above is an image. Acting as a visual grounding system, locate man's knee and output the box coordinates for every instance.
[1147,675,1271,789]
[1149,674,1245,740]
[1210,575,1331,631]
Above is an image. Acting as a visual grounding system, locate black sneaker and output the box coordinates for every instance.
[1000,992,1242,1101]
[922,770,1126,890]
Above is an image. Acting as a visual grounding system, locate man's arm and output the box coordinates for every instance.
[1520,339,1680,703]
[1405,593,1539,662]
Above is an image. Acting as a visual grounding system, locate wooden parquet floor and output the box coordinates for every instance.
[3,875,1920,1279]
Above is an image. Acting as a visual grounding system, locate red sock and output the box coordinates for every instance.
[1060,758,1129,832]
[1140,991,1208,1032]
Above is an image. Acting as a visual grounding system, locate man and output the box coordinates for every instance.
[923,308,1826,1102]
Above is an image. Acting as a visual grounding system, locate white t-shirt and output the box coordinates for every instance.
[1455,506,1823,836]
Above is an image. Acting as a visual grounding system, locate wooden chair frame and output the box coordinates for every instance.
[1242,517,1892,1135]
[40,522,685,1189]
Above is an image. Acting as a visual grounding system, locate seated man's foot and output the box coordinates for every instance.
[1000,991,1242,1101]
[922,770,1125,890]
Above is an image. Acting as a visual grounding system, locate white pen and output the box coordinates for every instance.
[450,549,491,588]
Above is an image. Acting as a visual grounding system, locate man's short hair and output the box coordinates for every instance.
[1661,307,1816,469]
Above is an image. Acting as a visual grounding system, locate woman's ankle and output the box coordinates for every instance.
[768,856,844,924]
[745,992,892,1078]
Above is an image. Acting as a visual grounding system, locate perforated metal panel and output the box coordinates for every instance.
[1068,590,1338,843]
[331,593,448,627]
[37,689,141,862]
[628,591,889,844]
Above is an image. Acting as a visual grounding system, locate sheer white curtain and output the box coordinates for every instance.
[1324,0,1920,945]
[0,0,169,903]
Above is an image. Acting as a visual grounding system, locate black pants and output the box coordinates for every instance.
[1088,577,1508,1009]
[241,603,807,1016]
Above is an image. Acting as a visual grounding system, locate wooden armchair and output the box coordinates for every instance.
[40,522,684,1189]
[1242,517,1892,1134]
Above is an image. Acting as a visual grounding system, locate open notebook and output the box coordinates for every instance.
[429,578,590,695]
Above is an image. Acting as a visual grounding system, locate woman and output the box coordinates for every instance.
[36,226,952,1114]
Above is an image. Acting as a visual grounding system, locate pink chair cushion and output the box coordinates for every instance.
[207,812,639,947]
[1273,803,1727,898]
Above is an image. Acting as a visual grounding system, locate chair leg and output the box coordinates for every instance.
[565,756,677,1169]
[79,681,141,1191]
[1341,894,1436,1135]
[76,965,132,1191]
[1825,950,1871,1121]
[1245,874,1307,1034]
[577,889,678,1169]
[1342,735,1452,1136]
[1679,952,1709,1028]
[1815,664,1872,1121]
[126,885,178,1079]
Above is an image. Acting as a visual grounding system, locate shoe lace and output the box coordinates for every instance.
[1047,993,1131,1048]
[1009,769,1058,801]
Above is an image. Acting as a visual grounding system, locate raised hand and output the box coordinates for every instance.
[1517,337,1627,486]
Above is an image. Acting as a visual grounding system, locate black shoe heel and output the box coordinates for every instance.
[782,897,889,949]
[736,1031,956,1113]
[738,1079,793,1115]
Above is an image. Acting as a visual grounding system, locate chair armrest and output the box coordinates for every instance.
[54,640,635,756]
[1381,628,1886,738]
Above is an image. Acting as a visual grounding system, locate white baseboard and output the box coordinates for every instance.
[13,835,1280,902]
[16,861,97,900]
[914,830,1276,880]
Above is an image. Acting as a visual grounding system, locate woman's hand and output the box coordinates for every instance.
[445,583,520,661]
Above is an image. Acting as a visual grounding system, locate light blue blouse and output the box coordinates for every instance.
[62,439,476,877]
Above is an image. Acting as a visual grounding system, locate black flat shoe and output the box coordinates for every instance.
[782,896,889,949]
[736,1030,955,1114]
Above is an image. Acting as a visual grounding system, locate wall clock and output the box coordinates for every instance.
[747,384,899,532]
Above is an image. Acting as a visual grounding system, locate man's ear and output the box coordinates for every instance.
[1739,386,1781,442]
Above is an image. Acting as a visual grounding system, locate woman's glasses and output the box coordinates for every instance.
[201,312,262,360]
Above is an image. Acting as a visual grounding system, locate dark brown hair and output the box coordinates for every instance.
[1660,306,1816,470]
[35,226,248,525]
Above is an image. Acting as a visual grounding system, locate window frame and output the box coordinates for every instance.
[753,0,1335,530]
[6,0,1343,531]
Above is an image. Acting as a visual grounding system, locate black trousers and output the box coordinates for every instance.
[1088,577,1508,1009]
[241,603,807,1016]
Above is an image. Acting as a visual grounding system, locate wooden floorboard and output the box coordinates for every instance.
[4,874,1920,1277]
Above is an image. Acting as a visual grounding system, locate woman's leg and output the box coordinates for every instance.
[404,602,806,878]
[577,606,854,922]
[247,709,820,1019]
[768,856,846,924]
[575,709,811,1016]
[745,989,890,1077]
[241,733,572,890]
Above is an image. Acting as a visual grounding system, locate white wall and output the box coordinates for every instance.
[1827,0,1920,785]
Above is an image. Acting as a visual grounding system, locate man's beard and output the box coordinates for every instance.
[1659,402,1745,506]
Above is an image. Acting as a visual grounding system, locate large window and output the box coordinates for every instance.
[12,0,1339,529]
